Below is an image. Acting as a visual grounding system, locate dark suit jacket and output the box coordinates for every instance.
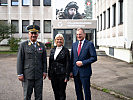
[48,46,70,80]
[71,40,97,77]
[17,40,47,80]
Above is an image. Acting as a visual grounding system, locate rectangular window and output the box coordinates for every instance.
[0,20,8,24]
[11,0,18,6]
[44,20,51,33]
[22,20,29,33]
[33,0,40,6]
[118,0,123,24]
[103,11,106,30]
[97,16,99,31]
[33,20,40,32]
[44,0,51,6]
[100,14,102,31]
[22,0,30,6]
[11,20,19,33]
[112,4,116,27]
[109,47,114,56]
[107,8,110,28]
[0,0,8,6]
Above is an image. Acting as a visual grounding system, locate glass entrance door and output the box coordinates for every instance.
[65,30,73,49]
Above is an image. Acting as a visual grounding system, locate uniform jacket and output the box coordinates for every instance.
[17,40,47,80]
[70,40,97,77]
[48,46,70,80]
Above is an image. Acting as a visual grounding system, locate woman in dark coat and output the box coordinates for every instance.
[48,34,70,100]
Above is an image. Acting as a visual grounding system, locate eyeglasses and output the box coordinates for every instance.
[30,32,37,35]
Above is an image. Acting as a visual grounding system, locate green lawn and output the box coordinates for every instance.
[0,51,17,54]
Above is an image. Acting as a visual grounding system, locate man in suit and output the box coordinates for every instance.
[17,25,47,100]
[70,28,97,100]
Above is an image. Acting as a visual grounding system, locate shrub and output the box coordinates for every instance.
[8,37,21,51]
[45,42,52,49]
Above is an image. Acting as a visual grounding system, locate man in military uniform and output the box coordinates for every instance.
[17,25,47,100]
[58,1,83,19]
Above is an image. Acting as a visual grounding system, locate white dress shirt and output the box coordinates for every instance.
[30,41,37,47]
[54,46,63,60]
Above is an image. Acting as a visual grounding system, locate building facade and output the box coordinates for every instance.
[0,0,97,49]
[93,0,133,62]
[0,0,52,43]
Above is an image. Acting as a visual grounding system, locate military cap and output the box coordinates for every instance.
[66,1,79,10]
[27,25,40,32]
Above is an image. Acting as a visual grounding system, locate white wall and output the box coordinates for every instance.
[99,46,132,63]
[93,0,133,62]
[0,0,53,43]
[126,0,133,48]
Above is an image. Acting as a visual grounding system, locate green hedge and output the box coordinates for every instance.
[8,37,21,51]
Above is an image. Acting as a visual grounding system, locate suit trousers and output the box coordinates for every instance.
[74,73,91,100]
[23,78,43,100]
[51,75,67,100]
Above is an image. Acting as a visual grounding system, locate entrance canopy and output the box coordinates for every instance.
[52,19,97,49]
[52,19,97,29]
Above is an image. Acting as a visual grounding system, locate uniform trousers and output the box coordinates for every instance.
[23,78,43,100]
[51,74,67,100]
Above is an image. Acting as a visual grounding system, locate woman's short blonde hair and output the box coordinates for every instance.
[54,33,64,46]
[55,33,64,40]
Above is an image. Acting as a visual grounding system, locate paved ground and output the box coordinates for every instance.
[91,56,133,99]
[0,55,128,100]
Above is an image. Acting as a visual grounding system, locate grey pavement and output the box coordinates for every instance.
[0,54,128,100]
[91,56,133,100]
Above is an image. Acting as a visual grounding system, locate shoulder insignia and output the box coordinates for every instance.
[37,42,40,46]
[28,42,31,46]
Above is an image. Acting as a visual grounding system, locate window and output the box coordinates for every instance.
[103,11,106,30]
[33,0,40,6]
[0,0,8,6]
[100,14,102,31]
[97,16,99,31]
[109,47,114,56]
[112,4,116,27]
[44,20,51,33]
[44,0,51,6]
[11,0,18,6]
[22,0,30,6]
[118,0,123,24]
[0,20,8,24]
[107,8,110,28]
[33,20,40,32]
[11,20,19,33]
[22,20,29,33]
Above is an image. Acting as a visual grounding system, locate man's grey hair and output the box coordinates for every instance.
[77,28,85,33]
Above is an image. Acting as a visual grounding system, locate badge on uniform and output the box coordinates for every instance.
[28,42,31,46]
[37,42,40,46]
[39,48,43,50]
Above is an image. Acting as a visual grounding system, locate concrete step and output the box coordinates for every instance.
[96,49,107,56]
